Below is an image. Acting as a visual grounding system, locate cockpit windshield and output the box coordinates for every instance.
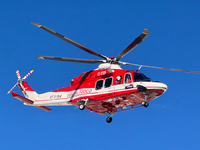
[133,73,151,82]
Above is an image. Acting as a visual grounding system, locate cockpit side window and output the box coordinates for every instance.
[133,73,151,82]
[95,80,104,90]
[124,73,132,83]
[115,76,122,84]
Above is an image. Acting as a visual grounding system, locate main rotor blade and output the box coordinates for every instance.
[38,56,105,64]
[32,22,108,60]
[116,29,150,61]
[119,61,200,74]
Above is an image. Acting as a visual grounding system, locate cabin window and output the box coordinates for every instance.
[105,77,113,88]
[125,73,132,83]
[133,73,151,82]
[96,80,104,90]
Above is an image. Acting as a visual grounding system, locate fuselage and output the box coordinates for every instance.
[30,65,167,114]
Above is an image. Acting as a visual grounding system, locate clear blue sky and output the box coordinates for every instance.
[1,0,200,149]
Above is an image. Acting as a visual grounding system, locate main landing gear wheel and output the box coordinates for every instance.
[141,101,149,107]
[106,117,112,123]
[79,104,85,110]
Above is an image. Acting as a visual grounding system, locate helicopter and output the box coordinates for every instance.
[7,23,200,123]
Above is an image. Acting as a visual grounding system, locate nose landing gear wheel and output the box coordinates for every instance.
[79,104,85,110]
[106,117,112,123]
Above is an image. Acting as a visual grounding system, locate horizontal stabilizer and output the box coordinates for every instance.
[12,92,34,104]
[34,106,52,112]
[11,92,52,112]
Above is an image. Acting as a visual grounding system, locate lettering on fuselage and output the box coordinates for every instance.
[125,84,134,89]
[66,89,92,99]
[50,95,62,100]
[97,71,106,76]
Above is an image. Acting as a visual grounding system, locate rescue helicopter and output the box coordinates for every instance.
[7,23,200,123]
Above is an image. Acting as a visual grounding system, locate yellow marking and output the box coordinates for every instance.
[31,22,41,27]
[37,56,43,59]
[143,29,150,34]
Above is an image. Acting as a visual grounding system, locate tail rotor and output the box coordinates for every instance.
[7,70,34,94]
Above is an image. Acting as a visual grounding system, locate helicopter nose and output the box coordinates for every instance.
[138,82,168,94]
[154,82,168,91]
[155,82,168,94]
[160,82,168,91]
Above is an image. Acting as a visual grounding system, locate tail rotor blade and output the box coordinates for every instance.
[16,70,21,79]
[7,83,17,94]
[23,70,34,80]
[19,83,26,91]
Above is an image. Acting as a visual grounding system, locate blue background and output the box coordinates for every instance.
[1,0,200,149]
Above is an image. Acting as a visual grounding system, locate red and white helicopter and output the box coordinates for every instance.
[8,23,200,123]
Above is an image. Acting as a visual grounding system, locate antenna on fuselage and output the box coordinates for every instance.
[136,66,143,72]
